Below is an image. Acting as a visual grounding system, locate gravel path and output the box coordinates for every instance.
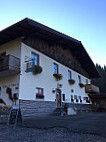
[0,112,106,142]
[0,124,106,142]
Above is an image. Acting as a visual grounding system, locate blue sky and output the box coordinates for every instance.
[0,0,106,66]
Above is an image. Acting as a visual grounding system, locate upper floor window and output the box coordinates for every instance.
[53,63,58,74]
[68,70,71,80]
[31,52,39,66]
[86,79,88,84]
[78,75,81,83]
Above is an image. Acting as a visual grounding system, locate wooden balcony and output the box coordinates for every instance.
[0,55,20,77]
[85,84,99,94]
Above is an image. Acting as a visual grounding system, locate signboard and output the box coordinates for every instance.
[26,61,34,72]
[8,106,23,128]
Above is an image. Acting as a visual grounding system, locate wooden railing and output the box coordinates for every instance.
[0,55,20,75]
[85,84,99,94]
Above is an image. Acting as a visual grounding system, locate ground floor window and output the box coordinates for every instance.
[74,95,78,102]
[36,88,44,99]
[78,96,82,102]
[71,95,74,102]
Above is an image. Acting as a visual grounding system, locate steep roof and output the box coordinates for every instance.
[0,18,100,79]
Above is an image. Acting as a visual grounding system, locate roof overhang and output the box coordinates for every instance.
[0,18,100,79]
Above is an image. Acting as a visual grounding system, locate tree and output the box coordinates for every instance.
[91,64,106,93]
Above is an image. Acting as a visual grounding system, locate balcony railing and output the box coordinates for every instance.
[0,55,20,76]
[85,84,99,94]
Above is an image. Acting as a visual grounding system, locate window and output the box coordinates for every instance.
[78,96,81,99]
[74,95,77,99]
[83,97,86,101]
[68,70,71,80]
[78,96,82,102]
[71,95,74,102]
[86,79,88,84]
[31,52,39,66]
[53,63,58,74]
[78,75,81,83]
[63,94,65,101]
[36,88,44,99]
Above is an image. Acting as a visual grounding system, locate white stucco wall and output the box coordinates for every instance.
[0,40,21,106]
[0,75,20,106]
[19,43,91,104]
[0,40,21,58]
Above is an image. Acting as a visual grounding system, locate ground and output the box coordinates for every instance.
[0,112,106,142]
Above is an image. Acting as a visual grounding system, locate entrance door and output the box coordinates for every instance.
[56,89,61,108]
[0,87,1,98]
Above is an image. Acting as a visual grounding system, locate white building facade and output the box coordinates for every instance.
[0,18,100,115]
[20,43,90,103]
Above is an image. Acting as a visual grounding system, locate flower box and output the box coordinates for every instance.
[79,83,85,88]
[36,94,44,99]
[33,65,42,75]
[68,79,75,85]
[53,73,63,81]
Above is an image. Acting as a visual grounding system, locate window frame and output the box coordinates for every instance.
[68,70,71,80]
[71,95,74,102]
[53,62,58,74]
[86,79,88,84]
[74,95,77,99]
[78,75,81,84]
[31,52,39,66]
[36,87,44,99]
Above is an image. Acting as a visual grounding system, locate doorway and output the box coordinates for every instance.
[0,87,1,98]
[56,89,61,108]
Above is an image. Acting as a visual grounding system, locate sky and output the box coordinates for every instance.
[0,0,106,67]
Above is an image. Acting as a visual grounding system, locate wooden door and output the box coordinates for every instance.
[56,89,61,108]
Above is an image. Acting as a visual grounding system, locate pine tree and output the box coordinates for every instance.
[91,64,106,93]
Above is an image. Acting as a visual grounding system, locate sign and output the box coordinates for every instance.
[26,61,34,72]
[8,106,23,128]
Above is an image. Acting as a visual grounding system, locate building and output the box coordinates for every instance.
[0,18,100,116]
